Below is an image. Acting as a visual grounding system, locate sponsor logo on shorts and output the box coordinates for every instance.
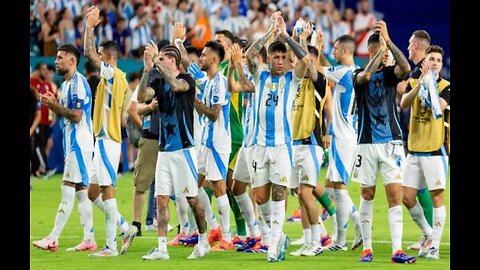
[435,179,442,186]
[395,174,402,180]
[301,175,309,182]
[280,176,287,183]
[182,187,189,194]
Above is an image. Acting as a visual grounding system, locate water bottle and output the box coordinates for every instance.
[294,19,304,34]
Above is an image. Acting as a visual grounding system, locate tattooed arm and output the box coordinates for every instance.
[227,58,242,93]
[230,43,255,93]
[83,7,102,68]
[172,22,191,70]
[153,59,189,92]
[39,91,83,123]
[355,46,385,85]
[194,99,221,122]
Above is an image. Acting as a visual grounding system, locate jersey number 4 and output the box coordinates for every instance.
[265,93,279,107]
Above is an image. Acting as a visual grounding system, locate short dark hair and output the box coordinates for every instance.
[100,40,120,56]
[128,71,141,82]
[367,32,380,46]
[268,41,287,54]
[335,34,355,54]
[84,61,98,74]
[233,36,248,49]
[307,45,319,58]
[35,62,46,70]
[215,30,235,44]
[426,45,444,56]
[205,41,225,63]
[186,46,200,57]
[58,44,81,67]
[161,45,182,69]
[157,39,170,50]
[412,30,431,45]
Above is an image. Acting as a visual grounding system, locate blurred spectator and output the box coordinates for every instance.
[158,0,179,43]
[42,9,59,56]
[343,7,355,36]
[223,0,249,39]
[64,0,82,17]
[353,0,377,58]
[113,16,131,58]
[209,2,224,34]
[58,8,76,46]
[123,71,141,171]
[189,2,212,50]
[73,15,85,52]
[118,0,135,21]
[31,7,43,57]
[247,5,267,42]
[94,10,114,48]
[246,0,261,23]
[129,2,152,58]
[99,0,118,31]
[330,10,350,49]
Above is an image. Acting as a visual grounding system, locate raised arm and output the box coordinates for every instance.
[400,61,429,109]
[277,16,308,79]
[83,6,102,68]
[171,22,191,70]
[315,30,331,71]
[227,57,242,93]
[323,83,333,149]
[298,21,318,81]
[355,34,386,85]
[230,43,255,93]
[375,20,411,79]
[137,47,155,103]
[246,11,281,74]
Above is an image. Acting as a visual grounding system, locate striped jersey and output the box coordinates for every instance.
[323,65,358,140]
[252,69,301,146]
[59,71,94,155]
[199,72,231,154]
[241,65,256,147]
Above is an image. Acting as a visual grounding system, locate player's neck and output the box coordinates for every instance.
[207,66,218,79]
[63,69,76,81]
[342,57,354,66]
[106,59,117,67]
[413,54,425,65]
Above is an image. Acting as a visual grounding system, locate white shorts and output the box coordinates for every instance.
[197,145,229,181]
[326,138,357,185]
[90,138,121,187]
[351,142,405,187]
[63,149,93,186]
[291,144,324,189]
[251,144,293,189]
[155,147,199,197]
[232,146,254,183]
[402,154,449,191]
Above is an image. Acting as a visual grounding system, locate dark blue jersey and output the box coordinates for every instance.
[150,72,196,152]
[354,66,403,144]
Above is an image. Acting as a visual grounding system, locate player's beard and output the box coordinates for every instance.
[56,67,68,76]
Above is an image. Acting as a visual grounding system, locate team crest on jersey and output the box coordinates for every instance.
[213,96,219,103]
[76,100,82,109]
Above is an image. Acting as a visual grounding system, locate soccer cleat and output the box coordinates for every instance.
[180,232,199,246]
[287,208,302,222]
[145,224,156,232]
[425,247,439,260]
[270,233,289,261]
[320,234,332,247]
[351,225,363,250]
[301,243,324,256]
[66,239,97,251]
[407,235,424,250]
[244,241,268,253]
[289,244,308,257]
[236,237,261,252]
[142,247,170,260]
[187,242,210,259]
[32,236,58,252]
[120,225,138,255]
[168,233,187,246]
[211,239,234,251]
[360,249,373,262]
[391,250,416,264]
[326,243,348,251]
[417,234,433,257]
[231,235,245,247]
[291,235,305,246]
[207,227,222,246]
[88,245,118,257]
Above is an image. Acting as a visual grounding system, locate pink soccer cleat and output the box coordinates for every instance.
[32,236,58,252]
[66,239,97,251]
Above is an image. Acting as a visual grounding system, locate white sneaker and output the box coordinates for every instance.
[145,225,156,232]
[187,242,210,259]
[291,236,305,246]
[426,246,439,260]
[120,225,138,255]
[89,246,118,257]
[301,243,324,256]
[417,234,433,257]
[326,242,348,251]
[289,244,308,256]
[407,235,424,250]
[142,247,170,260]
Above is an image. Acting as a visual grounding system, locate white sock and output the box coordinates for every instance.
[257,201,271,246]
[216,194,231,242]
[187,207,198,235]
[311,224,320,245]
[175,196,189,235]
[158,236,168,252]
[270,200,286,250]
[347,195,362,233]
[333,189,350,246]
[198,232,208,246]
[359,198,373,251]
[76,190,95,242]
[318,219,328,238]
[303,228,312,245]
[408,202,433,236]
[235,193,261,238]
[93,194,105,211]
[331,213,338,242]
[49,185,76,242]
[388,205,403,253]
[118,212,130,235]
[104,199,118,250]
[432,206,446,249]
[198,187,219,230]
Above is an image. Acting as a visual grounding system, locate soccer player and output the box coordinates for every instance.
[33,44,97,252]
[400,45,450,260]
[316,32,362,251]
[139,43,210,260]
[352,20,416,263]
[83,6,136,257]
[245,12,308,262]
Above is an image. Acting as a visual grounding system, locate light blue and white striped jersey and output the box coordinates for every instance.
[252,69,301,146]
[128,16,152,51]
[241,65,256,147]
[59,71,94,155]
[323,65,358,140]
[199,72,231,154]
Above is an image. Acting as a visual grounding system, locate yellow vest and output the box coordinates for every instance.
[407,78,450,152]
[93,66,128,143]
[292,78,327,140]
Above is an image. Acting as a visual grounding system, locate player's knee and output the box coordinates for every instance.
[361,187,375,200]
